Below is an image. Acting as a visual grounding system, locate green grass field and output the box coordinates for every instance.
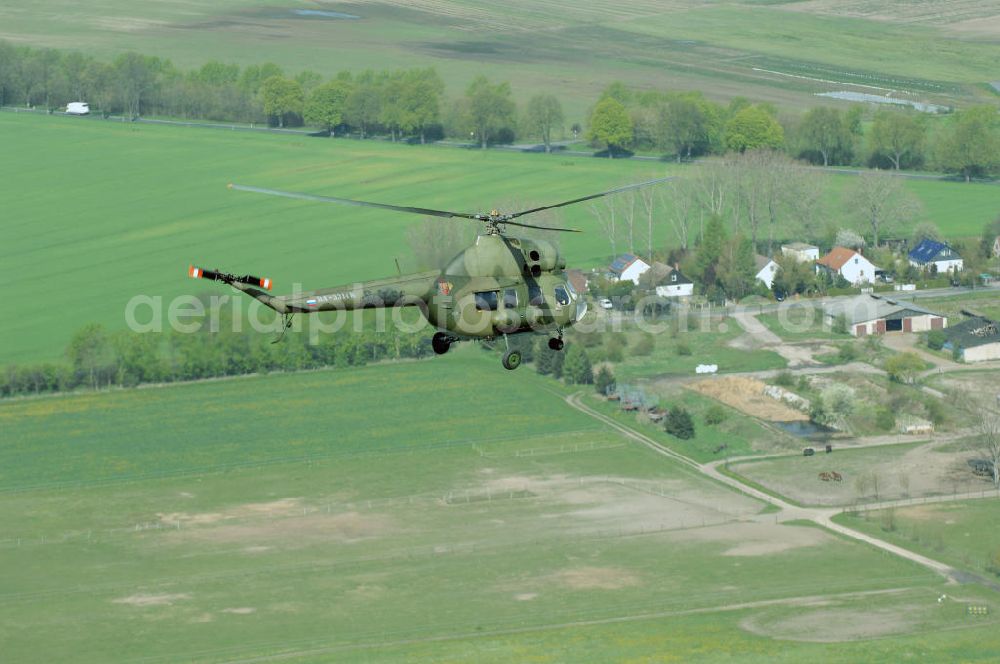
[4,111,997,365]
[4,348,998,662]
[3,0,998,121]
[836,499,1000,581]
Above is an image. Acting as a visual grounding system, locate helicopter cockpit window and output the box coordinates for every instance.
[565,280,578,299]
[554,286,570,306]
[474,290,499,311]
[503,289,518,308]
[528,284,544,306]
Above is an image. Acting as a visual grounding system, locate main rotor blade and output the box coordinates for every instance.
[504,219,582,233]
[505,176,677,220]
[228,184,481,220]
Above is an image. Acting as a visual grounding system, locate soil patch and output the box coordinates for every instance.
[690,377,808,421]
[113,593,190,607]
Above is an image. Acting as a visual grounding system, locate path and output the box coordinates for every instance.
[565,392,999,586]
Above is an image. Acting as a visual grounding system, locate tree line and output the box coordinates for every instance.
[2,42,998,177]
[0,314,437,399]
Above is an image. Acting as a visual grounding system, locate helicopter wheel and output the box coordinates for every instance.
[432,332,452,355]
[548,337,564,351]
[502,349,522,371]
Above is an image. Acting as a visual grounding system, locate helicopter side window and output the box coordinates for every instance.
[474,290,499,311]
[528,284,544,306]
[554,286,570,306]
[503,288,518,308]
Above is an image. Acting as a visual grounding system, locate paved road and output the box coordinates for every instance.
[565,392,999,586]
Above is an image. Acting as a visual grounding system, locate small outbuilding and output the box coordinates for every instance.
[943,316,1000,362]
[823,294,946,337]
[781,242,820,263]
[908,239,963,273]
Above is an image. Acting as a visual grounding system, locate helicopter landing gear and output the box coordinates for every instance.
[502,349,522,370]
[548,337,564,351]
[432,332,455,355]
[501,334,522,370]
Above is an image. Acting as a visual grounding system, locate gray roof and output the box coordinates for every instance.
[945,316,1000,350]
[823,295,941,326]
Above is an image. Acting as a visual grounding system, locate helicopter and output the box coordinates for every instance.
[188,176,672,370]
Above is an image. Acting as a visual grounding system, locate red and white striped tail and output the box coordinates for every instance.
[188,265,203,279]
[260,277,272,290]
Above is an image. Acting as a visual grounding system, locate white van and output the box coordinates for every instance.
[66,102,90,115]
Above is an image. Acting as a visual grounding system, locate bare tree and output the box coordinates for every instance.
[591,197,618,258]
[979,411,1000,488]
[847,170,922,247]
[662,178,697,251]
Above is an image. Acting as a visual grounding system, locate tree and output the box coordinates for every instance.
[658,94,716,161]
[304,79,353,134]
[238,62,283,95]
[66,323,113,389]
[524,94,564,153]
[114,52,161,120]
[910,221,942,247]
[724,105,783,153]
[588,97,633,158]
[664,406,695,439]
[694,214,727,286]
[594,365,616,396]
[562,345,593,385]
[464,75,516,148]
[401,68,444,143]
[797,107,853,166]
[260,76,303,128]
[885,352,925,384]
[935,106,1000,181]
[869,110,925,170]
[344,71,382,138]
[847,170,922,247]
[978,411,1000,488]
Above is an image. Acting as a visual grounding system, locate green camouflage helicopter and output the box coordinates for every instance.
[189,177,671,370]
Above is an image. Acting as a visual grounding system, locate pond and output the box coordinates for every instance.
[774,420,837,440]
[293,9,360,19]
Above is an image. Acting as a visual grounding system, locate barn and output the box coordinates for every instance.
[943,316,1000,362]
[823,294,946,337]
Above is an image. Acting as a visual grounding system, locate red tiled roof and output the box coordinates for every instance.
[817,246,858,271]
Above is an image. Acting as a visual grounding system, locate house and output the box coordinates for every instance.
[781,242,820,263]
[608,254,650,285]
[565,269,589,296]
[816,247,879,285]
[943,316,1000,362]
[754,255,780,289]
[908,239,964,273]
[823,294,946,337]
[646,262,694,298]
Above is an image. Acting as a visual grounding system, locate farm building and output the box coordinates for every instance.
[943,316,1000,362]
[823,294,946,337]
[754,255,779,289]
[781,242,819,263]
[816,247,879,285]
[908,239,963,273]
[646,262,694,298]
[608,254,650,285]
[565,269,589,295]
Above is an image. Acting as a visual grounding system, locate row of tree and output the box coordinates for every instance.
[0,317,436,399]
[3,42,997,176]
[584,82,1000,179]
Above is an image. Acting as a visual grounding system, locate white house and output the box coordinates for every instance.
[816,247,879,285]
[781,242,819,263]
[654,266,694,299]
[608,254,651,285]
[908,239,963,273]
[754,255,780,289]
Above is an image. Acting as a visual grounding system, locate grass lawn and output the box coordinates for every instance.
[2,347,981,661]
[757,308,849,342]
[835,499,1000,581]
[610,318,787,380]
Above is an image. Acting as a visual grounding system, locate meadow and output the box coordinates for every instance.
[2,348,996,662]
[4,112,997,365]
[3,0,998,122]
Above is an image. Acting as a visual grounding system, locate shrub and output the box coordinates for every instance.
[704,405,727,425]
[675,341,692,356]
[631,333,655,356]
[926,330,946,351]
[664,406,695,439]
[773,371,796,387]
[875,407,895,432]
